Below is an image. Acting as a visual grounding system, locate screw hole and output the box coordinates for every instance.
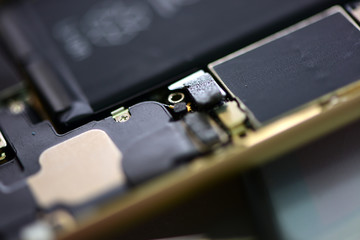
[168,92,185,104]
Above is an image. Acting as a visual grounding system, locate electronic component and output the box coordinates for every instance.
[123,121,198,185]
[216,101,247,135]
[184,73,224,109]
[0,0,343,124]
[2,1,360,239]
[173,102,188,114]
[184,112,224,149]
[0,100,201,218]
[0,131,6,149]
[168,70,225,109]
[210,7,360,125]
[0,130,16,165]
[0,131,6,161]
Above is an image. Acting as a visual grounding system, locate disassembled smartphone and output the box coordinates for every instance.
[1,1,360,239]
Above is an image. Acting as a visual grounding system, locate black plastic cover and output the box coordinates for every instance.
[0,101,198,228]
[122,121,198,185]
[212,10,360,124]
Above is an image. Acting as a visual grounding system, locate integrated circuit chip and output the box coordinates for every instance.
[0,0,342,123]
[210,7,360,125]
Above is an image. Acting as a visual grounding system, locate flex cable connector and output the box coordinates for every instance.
[0,131,7,161]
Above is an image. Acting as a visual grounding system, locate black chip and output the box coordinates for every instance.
[173,102,188,114]
[185,73,223,109]
[211,9,360,124]
[0,0,342,123]
[184,112,220,148]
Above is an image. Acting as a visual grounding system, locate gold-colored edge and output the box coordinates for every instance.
[60,80,360,240]
[60,6,360,240]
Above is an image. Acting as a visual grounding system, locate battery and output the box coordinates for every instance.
[0,0,342,123]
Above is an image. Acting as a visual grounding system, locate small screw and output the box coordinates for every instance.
[111,107,131,123]
[115,112,131,122]
[9,101,25,114]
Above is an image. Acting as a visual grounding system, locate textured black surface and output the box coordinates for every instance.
[0,0,344,119]
[123,121,198,185]
[0,101,181,235]
[0,101,174,181]
[0,186,36,237]
[213,11,360,124]
[0,101,196,217]
[184,112,220,147]
[185,73,223,109]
